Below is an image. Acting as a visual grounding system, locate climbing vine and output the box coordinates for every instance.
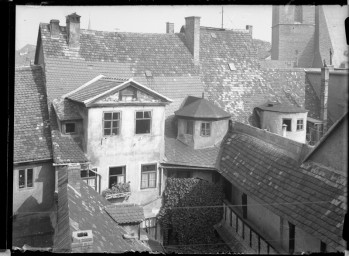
[158,178,224,246]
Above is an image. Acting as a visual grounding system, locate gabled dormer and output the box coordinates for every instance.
[174,96,231,149]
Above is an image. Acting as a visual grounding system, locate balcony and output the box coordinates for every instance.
[102,182,131,201]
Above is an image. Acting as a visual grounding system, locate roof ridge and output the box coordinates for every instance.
[101,76,129,81]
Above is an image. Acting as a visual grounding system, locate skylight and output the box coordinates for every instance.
[211,33,217,38]
[145,70,153,77]
[228,63,236,71]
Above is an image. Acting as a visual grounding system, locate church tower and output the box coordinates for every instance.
[271,6,315,67]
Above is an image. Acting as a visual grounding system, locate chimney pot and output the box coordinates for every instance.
[50,19,60,39]
[166,22,174,34]
[185,16,201,65]
[246,25,253,36]
[282,124,287,137]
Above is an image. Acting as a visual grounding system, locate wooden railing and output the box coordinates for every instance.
[222,200,279,254]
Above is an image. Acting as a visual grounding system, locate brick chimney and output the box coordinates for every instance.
[166,22,174,33]
[50,19,60,39]
[66,12,81,48]
[246,25,253,37]
[184,16,201,65]
[320,66,329,133]
[67,165,82,193]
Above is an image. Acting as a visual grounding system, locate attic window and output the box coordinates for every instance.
[211,33,217,38]
[119,87,136,101]
[228,63,236,71]
[145,70,152,77]
[63,122,76,134]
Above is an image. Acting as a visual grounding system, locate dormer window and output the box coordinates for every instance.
[228,63,236,71]
[200,122,211,137]
[63,122,76,134]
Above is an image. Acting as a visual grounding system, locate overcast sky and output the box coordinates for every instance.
[16,5,272,50]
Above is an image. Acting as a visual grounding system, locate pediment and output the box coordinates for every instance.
[95,84,162,104]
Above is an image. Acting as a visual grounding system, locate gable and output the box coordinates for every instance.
[95,84,162,104]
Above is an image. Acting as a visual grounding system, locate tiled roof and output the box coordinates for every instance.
[50,106,88,164]
[67,77,126,103]
[52,98,82,121]
[252,39,271,60]
[199,27,308,124]
[218,131,347,251]
[164,137,220,168]
[14,66,52,163]
[16,44,36,67]
[54,168,149,253]
[105,204,145,224]
[255,101,308,113]
[175,96,231,119]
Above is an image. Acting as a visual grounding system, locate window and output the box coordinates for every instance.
[103,112,120,136]
[242,193,247,219]
[119,87,136,101]
[141,164,157,189]
[282,119,292,132]
[81,169,97,190]
[19,169,33,189]
[296,119,304,131]
[289,222,295,254]
[200,122,211,136]
[136,111,151,134]
[186,120,194,135]
[64,122,76,134]
[109,166,125,188]
[294,6,303,23]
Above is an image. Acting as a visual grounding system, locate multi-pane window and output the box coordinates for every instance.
[141,164,157,189]
[186,120,194,135]
[103,112,120,136]
[200,122,211,136]
[64,122,76,134]
[109,166,125,188]
[282,119,292,132]
[81,169,97,190]
[19,169,33,189]
[136,111,151,134]
[296,119,304,131]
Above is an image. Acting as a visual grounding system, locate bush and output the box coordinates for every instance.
[158,178,224,246]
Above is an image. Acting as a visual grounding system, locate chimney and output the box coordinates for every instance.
[166,22,174,33]
[50,19,60,39]
[67,165,82,192]
[66,12,81,48]
[246,25,253,37]
[282,124,287,137]
[320,66,329,133]
[71,230,93,253]
[184,16,201,65]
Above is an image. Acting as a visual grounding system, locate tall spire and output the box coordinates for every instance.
[88,14,91,30]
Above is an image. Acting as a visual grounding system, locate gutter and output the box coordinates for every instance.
[14,158,53,165]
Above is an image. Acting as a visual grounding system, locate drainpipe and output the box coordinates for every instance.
[320,66,329,134]
[282,124,287,137]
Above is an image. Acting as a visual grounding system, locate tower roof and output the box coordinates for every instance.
[175,96,231,119]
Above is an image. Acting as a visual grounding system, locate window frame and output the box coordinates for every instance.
[140,163,157,189]
[109,166,126,189]
[200,122,211,137]
[282,118,292,132]
[62,121,77,135]
[18,168,34,190]
[81,169,97,190]
[103,111,121,137]
[186,120,194,135]
[296,119,304,131]
[135,110,152,135]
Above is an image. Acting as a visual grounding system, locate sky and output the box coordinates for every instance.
[16,5,272,50]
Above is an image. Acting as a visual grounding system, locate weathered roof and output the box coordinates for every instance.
[175,96,231,119]
[16,44,36,67]
[52,98,82,121]
[14,66,52,163]
[255,101,308,113]
[218,131,347,251]
[66,76,173,105]
[164,137,220,168]
[105,204,145,224]
[54,168,149,253]
[50,106,88,164]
